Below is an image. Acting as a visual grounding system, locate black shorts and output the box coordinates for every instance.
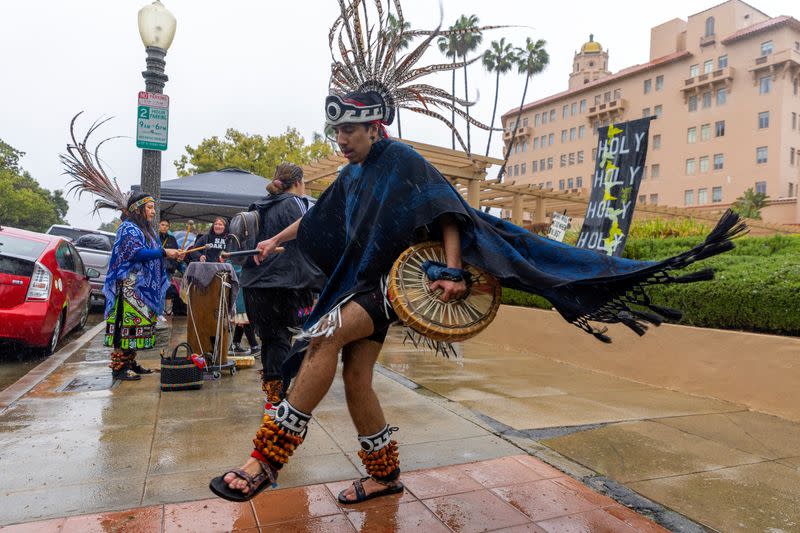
[352,286,398,343]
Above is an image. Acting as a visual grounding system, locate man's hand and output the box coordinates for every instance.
[165,248,182,260]
[429,279,468,302]
[254,238,280,265]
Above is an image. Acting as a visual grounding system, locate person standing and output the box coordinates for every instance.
[191,217,228,263]
[239,163,324,410]
[104,194,184,380]
[158,219,180,317]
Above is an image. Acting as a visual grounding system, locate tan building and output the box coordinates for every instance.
[501,0,800,225]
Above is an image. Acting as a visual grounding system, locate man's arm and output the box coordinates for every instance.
[430,214,467,302]
[254,217,302,264]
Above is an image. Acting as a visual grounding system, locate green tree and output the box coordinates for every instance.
[386,13,412,138]
[97,219,120,232]
[731,188,769,220]
[483,38,517,157]
[174,127,333,178]
[499,37,549,182]
[0,139,68,232]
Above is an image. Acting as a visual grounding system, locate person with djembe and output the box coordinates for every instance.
[210,0,746,504]
[60,116,184,381]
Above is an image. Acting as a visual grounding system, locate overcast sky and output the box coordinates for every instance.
[1,0,797,228]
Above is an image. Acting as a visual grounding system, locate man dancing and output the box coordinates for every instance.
[210,0,745,504]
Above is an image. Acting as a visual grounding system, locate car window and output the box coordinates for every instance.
[47,227,85,242]
[55,242,76,272]
[68,243,85,275]
[0,234,47,260]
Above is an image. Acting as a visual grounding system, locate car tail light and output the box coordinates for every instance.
[26,262,52,301]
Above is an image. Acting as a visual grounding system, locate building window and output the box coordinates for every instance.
[714,153,724,170]
[755,181,767,194]
[521,141,527,152]
[560,154,567,167]
[577,151,584,163]
[688,95,698,112]
[549,109,556,121]
[513,164,519,176]
[580,99,587,113]
[793,112,797,130]
[651,164,660,178]
[521,163,526,174]
[653,134,661,149]
[654,105,662,116]
[759,75,771,94]
[705,16,715,37]
[591,148,597,161]
[704,59,714,74]
[562,105,569,119]
[578,125,586,139]
[698,188,708,204]
[756,146,768,164]
[571,102,577,116]
[642,107,651,117]
[687,127,697,143]
[686,158,696,175]
[547,157,553,169]
[701,123,711,141]
[546,181,552,189]
[758,111,769,129]
[684,189,695,206]
[791,148,795,166]
[594,94,601,105]
[794,78,798,95]
[718,55,728,68]
[604,91,611,103]
[568,178,574,188]
[559,179,565,190]
[638,194,646,204]
[644,79,652,93]
[712,186,722,203]
[561,130,567,142]
[534,114,541,127]
[715,120,725,137]
[650,193,659,204]
[541,135,546,146]
[761,40,773,56]
[614,89,622,100]
[540,158,545,169]
[533,137,539,149]
[570,127,576,141]
[716,88,727,105]
[576,176,583,188]
[522,117,528,127]
[548,133,554,145]
[699,156,709,173]
[542,112,548,124]
[702,91,712,108]
[642,166,648,179]
[569,153,576,165]
[655,75,664,91]
[532,160,538,172]
[690,64,699,77]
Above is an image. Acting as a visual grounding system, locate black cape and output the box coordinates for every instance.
[297,139,744,341]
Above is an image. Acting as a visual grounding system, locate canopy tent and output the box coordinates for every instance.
[130,168,269,222]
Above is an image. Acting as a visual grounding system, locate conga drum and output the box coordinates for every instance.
[387,241,502,343]
[183,263,236,364]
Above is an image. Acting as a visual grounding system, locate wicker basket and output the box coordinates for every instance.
[160,343,204,391]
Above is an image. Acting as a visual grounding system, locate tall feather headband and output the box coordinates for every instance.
[60,112,130,214]
[327,0,505,152]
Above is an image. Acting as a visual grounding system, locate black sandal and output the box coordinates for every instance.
[129,361,154,374]
[209,460,277,502]
[337,477,404,505]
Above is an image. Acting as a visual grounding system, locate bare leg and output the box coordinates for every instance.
[339,338,401,500]
[224,302,375,493]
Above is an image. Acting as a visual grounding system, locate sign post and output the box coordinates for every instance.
[136,91,169,151]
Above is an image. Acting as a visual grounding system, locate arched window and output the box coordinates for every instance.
[705,16,715,37]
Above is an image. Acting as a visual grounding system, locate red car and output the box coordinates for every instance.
[0,226,99,354]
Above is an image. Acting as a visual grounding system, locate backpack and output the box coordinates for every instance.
[227,210,260,265]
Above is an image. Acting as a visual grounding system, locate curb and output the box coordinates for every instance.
[0,321,105,413]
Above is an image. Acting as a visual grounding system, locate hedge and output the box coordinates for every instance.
[501,234,800,335]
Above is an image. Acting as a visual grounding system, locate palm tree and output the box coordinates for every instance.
[437,30,458,149]
[482,38,517,157]
[731,188,769,219]
[499,37,549,182]
[386,13,412,138]
[452,14,483,153]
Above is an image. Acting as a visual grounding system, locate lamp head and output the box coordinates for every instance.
[137,0,177,50]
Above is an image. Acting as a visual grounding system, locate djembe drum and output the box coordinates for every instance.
[183,262,236,364]
[387,242,502,343]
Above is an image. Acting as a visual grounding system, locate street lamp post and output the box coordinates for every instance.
[137,0,176,225]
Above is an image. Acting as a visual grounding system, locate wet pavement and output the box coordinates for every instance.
[2,311,797,531]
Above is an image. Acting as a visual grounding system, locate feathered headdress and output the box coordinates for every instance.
[326,0,503,152]
[60,112,139,214]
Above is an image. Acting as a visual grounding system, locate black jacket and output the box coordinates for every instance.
[158,232,180,273]
[190,232,228,263]
[239,193,325,290]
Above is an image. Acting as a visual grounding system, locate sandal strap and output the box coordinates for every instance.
[255,459,278,488]
[353,478,366,501]
[224,469,258,494]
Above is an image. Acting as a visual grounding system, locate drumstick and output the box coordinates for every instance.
[180,219,195,252]
[222,247,285,258]
[183,244,211,254]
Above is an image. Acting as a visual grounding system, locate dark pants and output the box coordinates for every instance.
[233,324,257,346]
[244,287,313,382]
